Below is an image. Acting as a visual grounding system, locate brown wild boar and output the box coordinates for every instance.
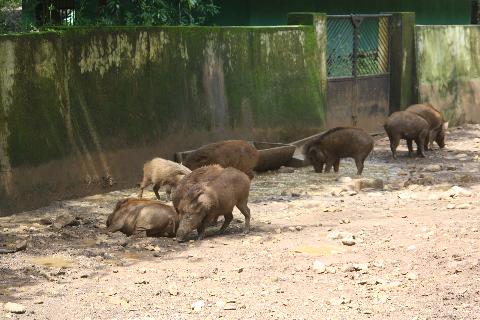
[106,198,178,237]
[138,158,191,200]
[183,140,259,179]
[405,103,448,150]
[175,166,251,242]
[303,127,374,175]
[384,111,430,159]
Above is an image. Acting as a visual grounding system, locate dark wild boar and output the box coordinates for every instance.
[106,198,178,237]
[175,166,251,242]
[302,127,374,175]
[405,103,448,150]
[183,140,259,179]
[138,158,191,200]
[384,111,430,159]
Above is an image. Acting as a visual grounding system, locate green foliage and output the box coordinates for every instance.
[76,0,219,26]
[0,0,21,33]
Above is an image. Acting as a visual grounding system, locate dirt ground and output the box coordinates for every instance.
[1,124,480,320]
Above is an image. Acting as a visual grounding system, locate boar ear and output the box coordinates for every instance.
[443,122,449,130]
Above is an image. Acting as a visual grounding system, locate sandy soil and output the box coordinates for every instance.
[1,124,480,320]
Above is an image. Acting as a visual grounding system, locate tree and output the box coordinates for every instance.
[77,0,219,26]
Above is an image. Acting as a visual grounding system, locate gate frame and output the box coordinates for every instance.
[326,13,393,131]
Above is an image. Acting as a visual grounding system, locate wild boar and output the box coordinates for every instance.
[183,140,259,179]
[384,111,430,159]
[106,198,178,237]
[405,103,448,150]
[175,166,251,242]
[138,158,191,200]
[302,127,374,175]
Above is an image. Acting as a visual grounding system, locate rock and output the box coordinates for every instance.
[342,264,356,272]
[339,218,351,224]
[353,178,384,192]
[295,226,303,231]
[275,228,282,234]
[168,285,179,296]
[406,272,418,280]
[313,261,326,274]
[407,245,417,251]
[456,203,471,210]
[39,218,53,225]
[342,239,356,246]
[424,164,442,172]
[4,302,26,314]
[338,177,353,183]
[277,166,295,174]
[288,227,296,232]
[326,267,336,274]
[353,263,369,271]
[327,231,341,240]
[224,303,237,310]
[53,213,79,229]
[446,166,457,171]
[373,260,384,268]
[447,204,456,210]
[441,186,472,199]
[191,300,205,311]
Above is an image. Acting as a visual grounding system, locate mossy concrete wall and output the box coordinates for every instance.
[0,23,327,215]
[416,26,480,125]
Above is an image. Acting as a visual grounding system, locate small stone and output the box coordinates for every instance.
[447,204,456,210]
[373,260,384,268]
[4,302,26,314]
[39,218,53,225]
[424,164,442,172]
[407,245,417,251]
[275,228,282,234]
[342,239,356,246]
[327,231,341,240]
[53,213,79,229]
[168,285,179,296]
[326,267,336,274]
[112,269,118,273]
[353,263,369,271]
[338,177,353,183]
[471,228,478,233]
[456,204,471,210]
[288,227,296,232]
[406,272,418,280]
[295,226,303,231]
[224,304,237,310]
[354,178,384,192]
[191,300,205,311]
[313,261,326,274]
[342,264,356,272]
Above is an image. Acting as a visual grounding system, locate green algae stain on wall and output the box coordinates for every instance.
[0,24,328,214]
[0,40,16,195]
[417,26,480,124]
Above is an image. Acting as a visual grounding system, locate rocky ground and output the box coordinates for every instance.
[1,124,480,320]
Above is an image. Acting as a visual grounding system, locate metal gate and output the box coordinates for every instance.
[326,14,392,132]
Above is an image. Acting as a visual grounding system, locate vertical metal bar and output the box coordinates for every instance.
[351,15,362,127]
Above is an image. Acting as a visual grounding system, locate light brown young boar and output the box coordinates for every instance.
[175,166,251,242]
[405,103,448,150]
[106,198,178,237]
[183,140,259,179]
[138,158,191,200]
[303,127,374,175]
[384,111,430,159]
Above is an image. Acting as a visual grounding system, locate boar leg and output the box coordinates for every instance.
[406,139,414,157]
[153,184,161,200]
[354,157,365,175]
[313,162,324,173]
[218,212,233,234]
[236,202,251,233]
[389,137,400,159]
[165,185,173,201]
[138,178,151,198]
[333,159,340,173]
[324,159,335,173]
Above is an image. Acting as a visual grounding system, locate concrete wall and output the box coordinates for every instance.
[0,21,327,214]
[416,25,480,124]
